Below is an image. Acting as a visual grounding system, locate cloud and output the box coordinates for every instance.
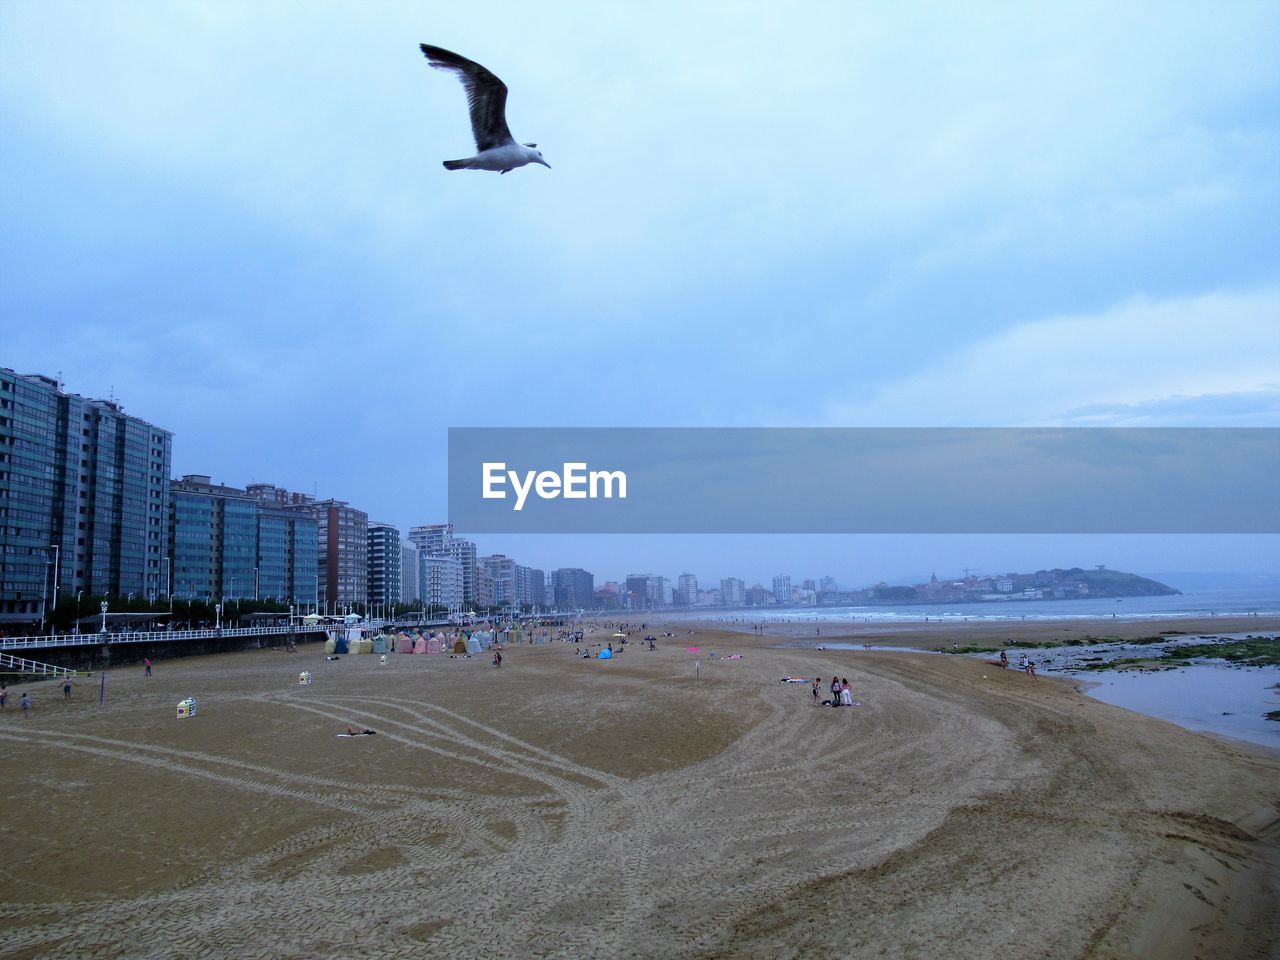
[826,287,1280,426]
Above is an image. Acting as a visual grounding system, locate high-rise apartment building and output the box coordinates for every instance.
[624,574,652,610]
[367,522,401,608]
[552,568,594,610]
[480,554,517,607]
[170,475,255,600]
[676,573,698,607]
[1,370,171,623]
[772,574,793,605]
[401,542,419,603]
[516,565,545,609]
[171,475,318,605]
[407,523,452,556]
[308,499,367,611]
[408,522,478,609]
[720,577,746,608]
[244,483,319,608]
[418,553,462,613]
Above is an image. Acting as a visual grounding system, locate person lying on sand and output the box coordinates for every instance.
[341,725,377,736]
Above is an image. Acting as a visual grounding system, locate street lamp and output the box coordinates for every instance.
[48,544,60,612]
[215,603,222,630]
[100,600,108,633]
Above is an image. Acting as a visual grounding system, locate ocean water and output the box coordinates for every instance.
[818,634,1280,750]
[1077,665,1279,748]
[702,588,1279,624]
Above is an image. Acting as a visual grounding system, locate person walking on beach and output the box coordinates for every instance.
[144,658,152,677]
[1025,659,1038,680]
[811,678,821,706]
[0,684,7,711]
[841,678,853,707]
[830,676,842,708]
[999,650,1008,670]
[62,677,77,700]
[20,692,31,718]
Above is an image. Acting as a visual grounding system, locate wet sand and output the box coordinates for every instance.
[0,623,1277,959]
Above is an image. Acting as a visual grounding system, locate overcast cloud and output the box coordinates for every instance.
[2,1,1276,585]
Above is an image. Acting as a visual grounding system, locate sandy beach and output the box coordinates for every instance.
[1,620,1277,959]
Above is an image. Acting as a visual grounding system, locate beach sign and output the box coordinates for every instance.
[299,671,313,685]
[176,697,197,719]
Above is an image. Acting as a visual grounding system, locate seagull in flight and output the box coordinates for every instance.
[419,44,550,174]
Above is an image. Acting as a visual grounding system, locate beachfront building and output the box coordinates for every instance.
[367,521,401,610]
[169,475,255,601]
[516,565,545,610]
[409,522,478,610]
[625,574,652,610]
[418,553,462,615]
[246,484,319,607]
[772,575,793,605]
[407,523,452,556]
[552,567,594,610]
[257,504,318,607]
[720,577,746,608]
[676,573,698,608]
[594,583,624,610]
[401,542,419,603]
[307,499,367,612]
[480,554,517,608]
[474,562,494,609]
[0,370,173,624]
[170,475,319,605]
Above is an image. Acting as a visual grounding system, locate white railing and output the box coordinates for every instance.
[0,652,76,677]
[0,623,319,651]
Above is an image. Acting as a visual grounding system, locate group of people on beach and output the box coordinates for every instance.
[812,676,854,708]
[997,649,1038,678]
[1,684,33,718]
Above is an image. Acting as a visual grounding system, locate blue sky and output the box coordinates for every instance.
[2,2,1277,587]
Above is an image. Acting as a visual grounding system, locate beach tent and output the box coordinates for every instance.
[396,635,414,654]
[426,636,444,654]
[413,637,427,654]
[453,638,467,654]
[597,648,613,659]
[465,634,483,655]
[372,636,387,654]
[324,635,337,654]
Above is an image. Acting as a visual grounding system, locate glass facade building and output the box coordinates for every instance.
[170,475,319,605]
[0,370,171,623]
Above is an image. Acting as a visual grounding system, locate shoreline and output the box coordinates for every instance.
[658,612,1280,650]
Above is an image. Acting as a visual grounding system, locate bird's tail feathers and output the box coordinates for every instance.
[443,159,470,171]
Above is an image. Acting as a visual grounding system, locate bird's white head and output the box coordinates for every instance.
[522,143,551,169]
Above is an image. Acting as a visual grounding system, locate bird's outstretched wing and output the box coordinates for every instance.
[419,44,514,152]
